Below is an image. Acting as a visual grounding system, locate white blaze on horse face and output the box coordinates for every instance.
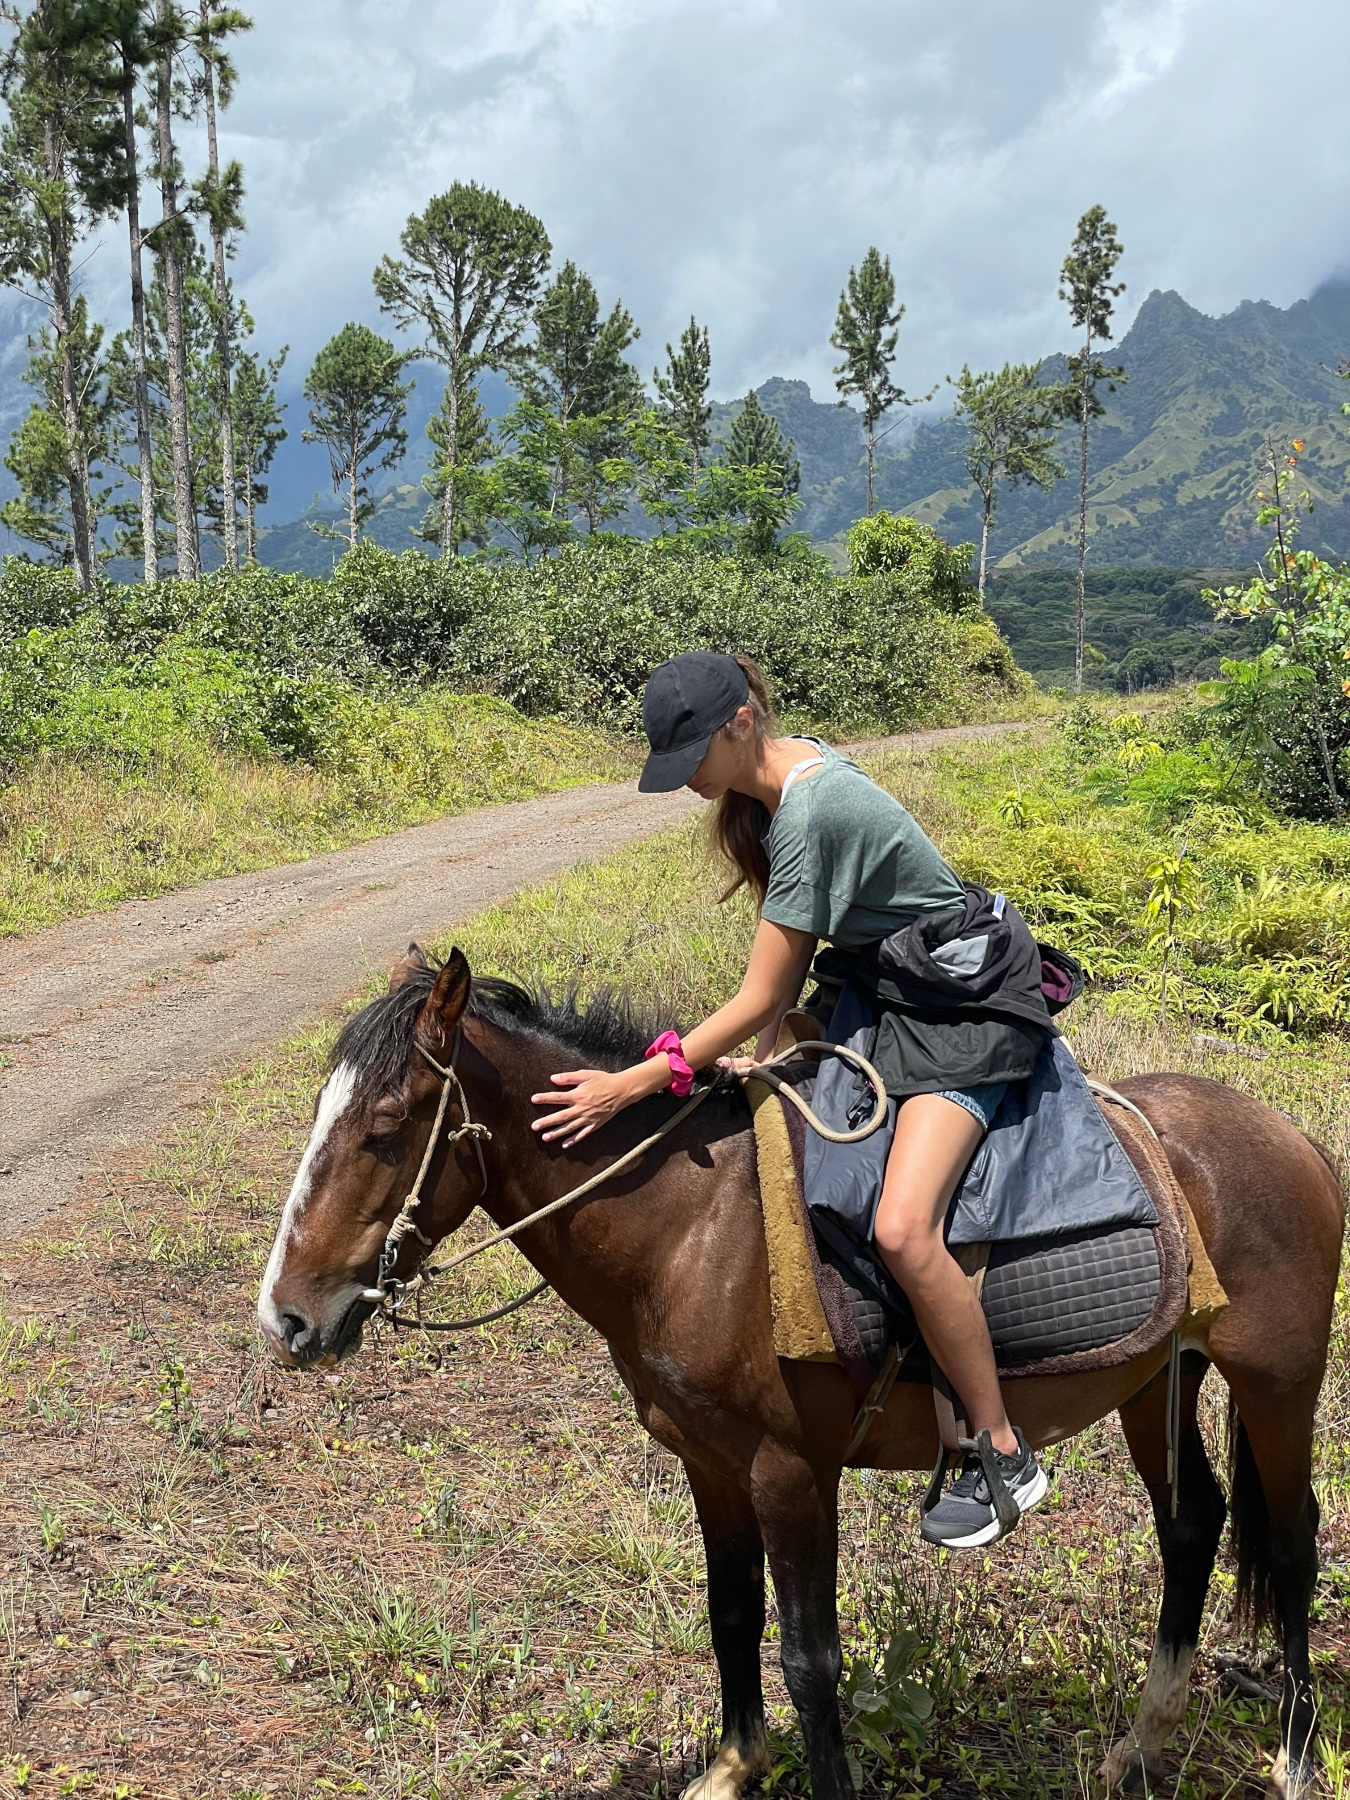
[257,1062,356,1340]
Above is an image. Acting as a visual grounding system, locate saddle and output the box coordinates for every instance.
[747,1018,1228,1422]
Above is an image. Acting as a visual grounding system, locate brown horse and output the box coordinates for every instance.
[257,947,1343,1799]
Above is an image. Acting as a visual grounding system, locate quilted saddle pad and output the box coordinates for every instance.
[812,1213,1166,1385]
[749,1054,1197,1393]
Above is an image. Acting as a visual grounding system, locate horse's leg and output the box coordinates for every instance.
[680,1464,771,1800]
[1222,1374,1322,1800]
[750,1436,853,1800]
[1101,1351,1226,1792]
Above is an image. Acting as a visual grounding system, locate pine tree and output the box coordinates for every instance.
[76,0,160,582]
[147,0,199,575]
[0,0,123,590]
[191,2,250,570]
[723,388,800,555]
[373,182,549,557]
[105,235,254,563]
[519,259,642,532]
[419,367,494,554]
[949,362,1065,597]
[302,322,410,550]
[230,343,285,561]
[652,315,710,479]
[831,247,930,516]
[1059,205,1127,693]
[1,297,119,563]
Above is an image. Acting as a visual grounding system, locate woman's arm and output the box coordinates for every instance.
[531,918,816,1146]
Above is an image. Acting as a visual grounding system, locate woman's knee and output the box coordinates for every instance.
[872,1202,942,1275]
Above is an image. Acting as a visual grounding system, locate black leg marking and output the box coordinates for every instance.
[1104,1355,1225,1790]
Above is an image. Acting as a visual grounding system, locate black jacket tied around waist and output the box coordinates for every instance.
[810,882,1084,1098]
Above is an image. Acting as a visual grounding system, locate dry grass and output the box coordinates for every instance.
[3,731,1350,1796]
[0,702,637,939]
[2,1006,1348,1799]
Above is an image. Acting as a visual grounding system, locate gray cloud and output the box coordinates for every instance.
[72,0,1350,406]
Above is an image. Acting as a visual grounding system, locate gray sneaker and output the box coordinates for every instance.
[920,1427,1048,1549]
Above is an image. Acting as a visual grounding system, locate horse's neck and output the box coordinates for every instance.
[466,1034,722,1328]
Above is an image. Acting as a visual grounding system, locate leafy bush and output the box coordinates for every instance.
[844,511,978,613]
[934,707,1350,1043]
[0,622,341,773]
[0,535,1027,768]
[1202,449,1350,821]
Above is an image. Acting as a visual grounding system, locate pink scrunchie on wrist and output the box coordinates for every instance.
[645,1030,695,1097]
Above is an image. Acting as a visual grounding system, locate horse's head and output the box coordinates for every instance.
[257,944,484,1368]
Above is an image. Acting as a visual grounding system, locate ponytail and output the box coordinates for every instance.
[710,655,776,905]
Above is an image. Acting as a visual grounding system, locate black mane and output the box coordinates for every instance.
[328,959,677,1101]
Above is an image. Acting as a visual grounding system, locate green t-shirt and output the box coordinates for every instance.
[759,742,964,947]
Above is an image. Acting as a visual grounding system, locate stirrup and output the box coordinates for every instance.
[920,1428,1021,1538]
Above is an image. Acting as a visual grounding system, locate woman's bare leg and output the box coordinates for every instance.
[872,1094,1016,1455]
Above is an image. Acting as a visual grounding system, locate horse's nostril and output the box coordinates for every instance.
[278,1308,311,1348]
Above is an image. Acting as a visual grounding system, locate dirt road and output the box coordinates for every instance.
[0,723,1023,1240]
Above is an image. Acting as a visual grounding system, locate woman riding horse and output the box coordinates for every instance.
[531,650,1056,1548]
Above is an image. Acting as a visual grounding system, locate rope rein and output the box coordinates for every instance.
[364,1032,888,1336]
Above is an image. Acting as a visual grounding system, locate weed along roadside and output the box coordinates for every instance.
[2,723,1348,1796]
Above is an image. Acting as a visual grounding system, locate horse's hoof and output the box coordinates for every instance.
[1264,1746,1320,1799]
[1100,1738,1162,1793]
[681,1739,771,1799]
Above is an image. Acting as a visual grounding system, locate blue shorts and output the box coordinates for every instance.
[931,1082,1008,1133]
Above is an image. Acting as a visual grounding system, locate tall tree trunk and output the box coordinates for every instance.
[440,369,460,559]
[41,118,94,595]
[244,463,255,561]
[1074,324,1090,696]
[198,19,237,571]
[122,56,157,585]
[865,416,876,517]
[978,496,991,599]
[154,3,199,578]
[348,460,357,550]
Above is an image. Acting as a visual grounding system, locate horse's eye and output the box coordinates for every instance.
[361,1130,403,1165]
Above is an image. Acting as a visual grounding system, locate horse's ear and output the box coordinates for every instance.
[417,947,471,1049]
[389,943,429,991]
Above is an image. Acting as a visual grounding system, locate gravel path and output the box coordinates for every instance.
[0,722,1024,1239]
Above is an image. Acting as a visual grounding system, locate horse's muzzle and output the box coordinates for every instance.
[264,1287,375,1368]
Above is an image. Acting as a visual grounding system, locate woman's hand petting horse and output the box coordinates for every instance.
[530,916,815,1147]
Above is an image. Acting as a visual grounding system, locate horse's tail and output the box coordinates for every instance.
[1227,1396,1276,1634]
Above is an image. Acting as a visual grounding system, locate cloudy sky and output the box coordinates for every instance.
[51,0,1350,417]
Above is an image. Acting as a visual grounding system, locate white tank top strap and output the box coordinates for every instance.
[780,753,825,802]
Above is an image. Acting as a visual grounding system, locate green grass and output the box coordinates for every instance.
[0,691,637,938]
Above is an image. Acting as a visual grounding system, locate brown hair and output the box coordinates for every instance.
[710,655,776,904]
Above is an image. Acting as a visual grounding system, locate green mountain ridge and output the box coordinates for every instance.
[879,281,1350,567]
[198,280,1350,574]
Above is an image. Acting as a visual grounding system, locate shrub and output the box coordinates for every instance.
[0,538,1026,765]
[844,512,978,611]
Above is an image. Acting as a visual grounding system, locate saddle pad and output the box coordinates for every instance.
[749,1018,1200,1391]
[812,1214,1166,1381]
[981,1225,1159,1363]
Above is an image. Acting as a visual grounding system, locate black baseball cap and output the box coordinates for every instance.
[638,653,750,793]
